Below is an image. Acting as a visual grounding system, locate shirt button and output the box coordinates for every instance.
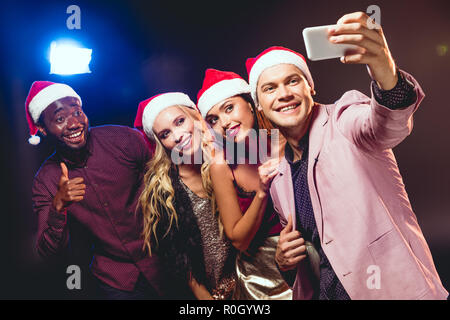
[104,202,109,207]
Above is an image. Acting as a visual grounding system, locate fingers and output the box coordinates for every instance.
[330,12,385,60]
[66,181,86,191]
[328,17,389,68]
[258,159,281,191]
[281,214,293,235]
[287,254,307,266]
[259,159,280,178]
[260,169,278,185]
[340,53,370,65]
[60,162,69,180]
[67,196,84,202]
[336,11,371,27]
[54,164,86,207]
[67,188,86,196]
[67,190,86,202]
[63,181,86,203]
[329,22,383,45]
[282,246,307,263]
[276,227,307,270]
[69,177,84,184]
[330,34,378,54]
[282,230,303,243]
[61,176,86,200]
[280,236,305,252]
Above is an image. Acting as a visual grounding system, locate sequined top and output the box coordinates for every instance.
[230,168,282,253]
[179,178,236,298]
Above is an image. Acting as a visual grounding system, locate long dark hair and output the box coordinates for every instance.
[221,93,276,165]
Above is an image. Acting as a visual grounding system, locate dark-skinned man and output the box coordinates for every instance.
[25,81,183,299]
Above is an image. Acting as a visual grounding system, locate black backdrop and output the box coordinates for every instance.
[0,0,449,299]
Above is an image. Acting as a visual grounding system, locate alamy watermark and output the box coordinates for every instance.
[66,5,81,30]
[66,265,81,290]
[366,265,381,290]
[169,120,281,165]
[366,5,381,30]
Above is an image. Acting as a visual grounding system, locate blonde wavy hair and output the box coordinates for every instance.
[138,106,216,255]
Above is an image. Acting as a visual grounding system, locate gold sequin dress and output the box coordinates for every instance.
[180,178,236,299]
[231,180,292,300]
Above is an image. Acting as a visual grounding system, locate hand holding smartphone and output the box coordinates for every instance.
[302,24,358,61]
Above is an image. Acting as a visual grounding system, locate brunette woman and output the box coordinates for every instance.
[197,69,291,299]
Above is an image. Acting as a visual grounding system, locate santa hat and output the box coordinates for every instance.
[197,68,250,118]
[134,92,196,140]
[25,81,82,145]
[245,46,314,104]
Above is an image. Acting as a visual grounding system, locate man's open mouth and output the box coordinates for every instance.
[64,129,84,144]
[276,102,301,114]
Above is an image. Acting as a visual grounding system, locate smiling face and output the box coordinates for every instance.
[256,63,315,132]
[205,95,255,143]
[37,96,89,150]
[152,105,201,157]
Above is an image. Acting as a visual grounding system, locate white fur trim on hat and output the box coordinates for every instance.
[197,78,250,118]
[28,83,82,124]
[248,50,314,104]
[28,135,41,145]
[142,92,196,138]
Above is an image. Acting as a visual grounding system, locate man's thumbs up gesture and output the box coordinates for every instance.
[52,162,86,213]
[275,214,307,271]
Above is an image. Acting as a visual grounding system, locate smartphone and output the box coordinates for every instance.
[302,24,358,61]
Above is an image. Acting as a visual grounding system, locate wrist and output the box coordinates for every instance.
[376,74,398,91]
[52,196,65,213]
[373,63,398,90]
[256,190,268,200]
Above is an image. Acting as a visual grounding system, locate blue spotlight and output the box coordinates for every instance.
[49,40,92,75]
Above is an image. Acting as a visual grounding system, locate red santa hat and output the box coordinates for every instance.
[134,92,196,140]
[25,81,82,145]
[197,68,250,118]
[245,46,314,104]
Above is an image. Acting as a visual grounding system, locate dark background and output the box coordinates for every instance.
[0,0,449,299]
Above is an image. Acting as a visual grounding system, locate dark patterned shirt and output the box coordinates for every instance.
[285,72,416,299]
[32,125,169,294]
[286,138,350,300]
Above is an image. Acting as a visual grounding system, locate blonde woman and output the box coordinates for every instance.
[197,69,292,299]
[134,92,236,300]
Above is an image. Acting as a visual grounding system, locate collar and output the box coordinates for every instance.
[285,132,310,165]
[278,103,329,175]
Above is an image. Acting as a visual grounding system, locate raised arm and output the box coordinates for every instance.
[328,12,424,151]
[210,159,279,252]
[33,163,85,258]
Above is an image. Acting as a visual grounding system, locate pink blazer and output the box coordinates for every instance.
[270,71,448,300]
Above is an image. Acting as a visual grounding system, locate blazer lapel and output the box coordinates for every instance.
[307,104,329,240]
[272,157,296,228]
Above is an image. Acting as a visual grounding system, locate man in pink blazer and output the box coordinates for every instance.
[246,12,448,299]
